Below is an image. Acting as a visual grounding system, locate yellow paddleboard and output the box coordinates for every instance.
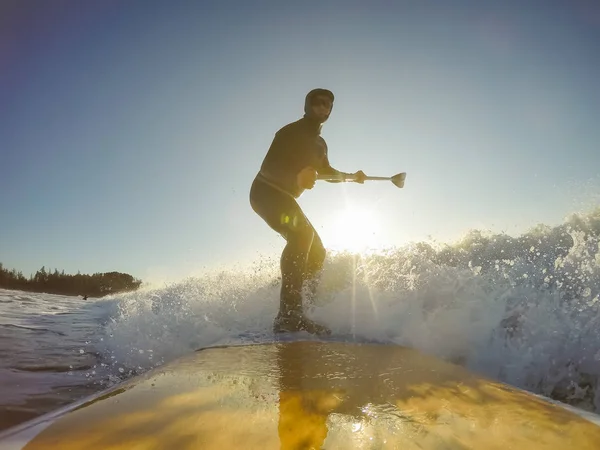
[2,341,600,449]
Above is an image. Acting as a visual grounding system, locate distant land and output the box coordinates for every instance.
[0,263,142,298]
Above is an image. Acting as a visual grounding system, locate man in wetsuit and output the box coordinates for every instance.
[250,88,366,335]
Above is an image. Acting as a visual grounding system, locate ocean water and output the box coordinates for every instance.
[2,208,600,432]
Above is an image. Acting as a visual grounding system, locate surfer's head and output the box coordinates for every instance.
[304,88,334,124]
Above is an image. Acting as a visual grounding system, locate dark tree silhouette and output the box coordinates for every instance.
[0,263,142,297]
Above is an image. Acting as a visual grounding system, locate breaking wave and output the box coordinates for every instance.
[100,208,600,412]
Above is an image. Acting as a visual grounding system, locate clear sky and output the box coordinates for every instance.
[2,0,599,281]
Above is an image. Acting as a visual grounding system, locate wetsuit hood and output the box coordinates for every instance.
[303,88,334,124]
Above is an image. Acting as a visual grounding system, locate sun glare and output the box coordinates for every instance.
[321,205,384,253]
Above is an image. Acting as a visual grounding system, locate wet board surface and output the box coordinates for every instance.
[2,341,600,449]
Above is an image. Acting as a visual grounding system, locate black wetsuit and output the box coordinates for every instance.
[250,116,345,316]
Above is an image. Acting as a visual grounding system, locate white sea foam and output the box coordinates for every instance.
[100,208,600,412]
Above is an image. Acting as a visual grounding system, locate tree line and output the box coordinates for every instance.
[0,263,142,297]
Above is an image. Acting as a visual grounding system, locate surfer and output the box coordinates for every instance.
[250,88,366,335]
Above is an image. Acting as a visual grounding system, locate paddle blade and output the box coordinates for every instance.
[391,172,406,188]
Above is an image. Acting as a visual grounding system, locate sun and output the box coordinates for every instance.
[320,205,384,253]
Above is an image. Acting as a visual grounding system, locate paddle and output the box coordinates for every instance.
[317,172,406,188]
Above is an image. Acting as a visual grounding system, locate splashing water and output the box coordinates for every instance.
[99,208,600,412]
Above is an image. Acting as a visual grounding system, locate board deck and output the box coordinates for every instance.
[2,340,600,449]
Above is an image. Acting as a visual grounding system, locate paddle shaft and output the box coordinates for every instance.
[317,172,406,188]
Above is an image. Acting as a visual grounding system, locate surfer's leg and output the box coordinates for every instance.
[279,218,315,315]
[250,178,311,315]
[278,220,330,335]
[278,224,330,335]
[304,227,325,305]
[250,178,330,335]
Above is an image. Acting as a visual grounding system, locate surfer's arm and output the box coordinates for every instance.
[319,153,362,183]
[317,151,352,183]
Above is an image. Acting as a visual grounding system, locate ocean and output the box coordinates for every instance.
[2,208,600,432]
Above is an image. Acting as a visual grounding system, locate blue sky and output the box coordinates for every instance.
[1,0,599,281]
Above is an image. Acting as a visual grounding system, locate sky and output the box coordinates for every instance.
[1,0,600,281]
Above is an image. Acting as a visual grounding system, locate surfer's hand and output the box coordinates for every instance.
[353,170,366,184]
[297,166,317,190]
